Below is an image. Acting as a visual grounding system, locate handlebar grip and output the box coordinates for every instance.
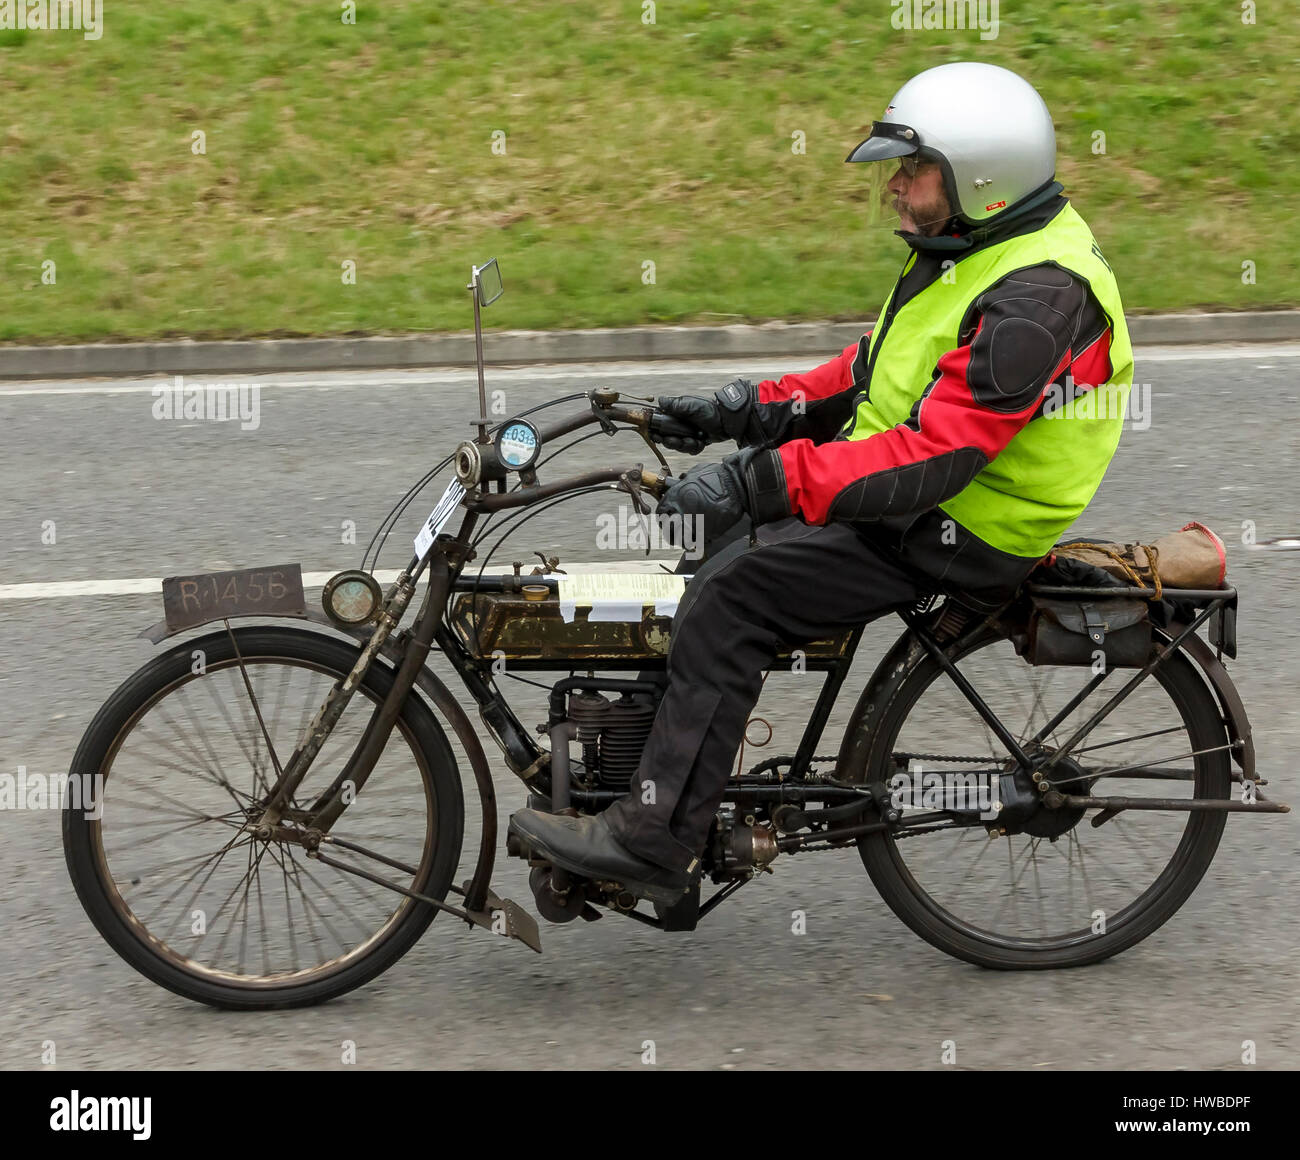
[648,411,707,445]
[639,469,670,498]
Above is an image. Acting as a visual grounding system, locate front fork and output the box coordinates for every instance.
[251,516,474,834]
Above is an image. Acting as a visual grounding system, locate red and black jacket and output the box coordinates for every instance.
[748,191,1118,607]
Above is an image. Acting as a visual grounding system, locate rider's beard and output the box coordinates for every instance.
[894,187,955,236]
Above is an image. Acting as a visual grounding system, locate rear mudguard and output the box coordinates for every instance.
[1173,626,1255,779]
[834,625,929,784]
[139,610,498,912]
[834,620,1255,783]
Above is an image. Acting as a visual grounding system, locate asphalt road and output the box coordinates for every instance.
[2,348,1298,1070]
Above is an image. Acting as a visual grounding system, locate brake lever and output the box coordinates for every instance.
[619,463,673,507]
[635,424,671,474]
[615,467,662,557]
[619,467,653,516]
[595,396,673,474]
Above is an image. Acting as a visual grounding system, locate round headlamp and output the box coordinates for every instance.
[322,570,382,626]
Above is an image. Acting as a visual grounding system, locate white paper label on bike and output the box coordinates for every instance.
[414,480,467,558]
[557,573,687,623]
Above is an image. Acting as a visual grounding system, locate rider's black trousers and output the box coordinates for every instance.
[602,517,931,875]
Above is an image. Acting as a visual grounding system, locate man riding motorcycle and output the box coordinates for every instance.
[509,61,1134,904]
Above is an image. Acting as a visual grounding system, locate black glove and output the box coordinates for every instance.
[656,446,793,545]
[654,378,764,453]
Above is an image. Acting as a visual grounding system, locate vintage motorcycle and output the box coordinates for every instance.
[64,260,1289,1009]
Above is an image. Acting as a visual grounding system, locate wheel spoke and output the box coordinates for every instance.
[79,640,449,996]
[150,700,249,811]
[870,631,1229,954]
[131,720,251,808]
[136,830,250,935]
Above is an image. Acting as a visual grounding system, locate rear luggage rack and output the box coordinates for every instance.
[1024,584,1236,603]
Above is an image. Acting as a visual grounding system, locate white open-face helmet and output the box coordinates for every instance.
[847,62,1056,228]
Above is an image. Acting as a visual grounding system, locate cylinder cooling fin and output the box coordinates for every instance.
[598,695,656,789]
[561,687,658,791]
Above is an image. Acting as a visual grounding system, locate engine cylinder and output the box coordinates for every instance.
[597,694,656,789]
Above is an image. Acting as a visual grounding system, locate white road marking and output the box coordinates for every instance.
[0,559,682,601]
[1,345,1298,396]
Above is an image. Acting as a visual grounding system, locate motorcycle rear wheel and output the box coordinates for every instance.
[847,629,1231,969]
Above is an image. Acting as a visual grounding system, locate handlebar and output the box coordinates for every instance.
[533,391,701,448]
[465,390,690,514]
[465,465,668,512]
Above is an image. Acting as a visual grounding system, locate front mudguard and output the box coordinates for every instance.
[139,609,499,913]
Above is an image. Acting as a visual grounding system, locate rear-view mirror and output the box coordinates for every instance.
[474,259,503,307]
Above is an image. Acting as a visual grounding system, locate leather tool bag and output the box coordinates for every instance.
[1049,522,1227,597]
[1025,596,1152,668]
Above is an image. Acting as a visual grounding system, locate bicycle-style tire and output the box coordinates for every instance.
[845,628,1231,970]
[64,626,464,1009]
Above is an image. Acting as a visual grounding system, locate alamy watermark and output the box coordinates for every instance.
[595,504,704,561]
[151,375,261,431]
[1,767,103,818]
[889,759,1001,821]
[890,0,999,40]
[0,0,103,40]
[1042,380,1152,432]
[50,1091,150,1140]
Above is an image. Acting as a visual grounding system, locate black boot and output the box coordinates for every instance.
[508,810,700,906]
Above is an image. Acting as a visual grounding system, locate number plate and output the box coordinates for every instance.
[162,564,306,631]
[414,480,467,558]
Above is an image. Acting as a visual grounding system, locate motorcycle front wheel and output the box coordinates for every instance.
[64,625,464,1009]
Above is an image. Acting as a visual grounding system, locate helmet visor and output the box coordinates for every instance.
[847,121,956,233]
[845,119,921,164]
[854,152,957,234]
